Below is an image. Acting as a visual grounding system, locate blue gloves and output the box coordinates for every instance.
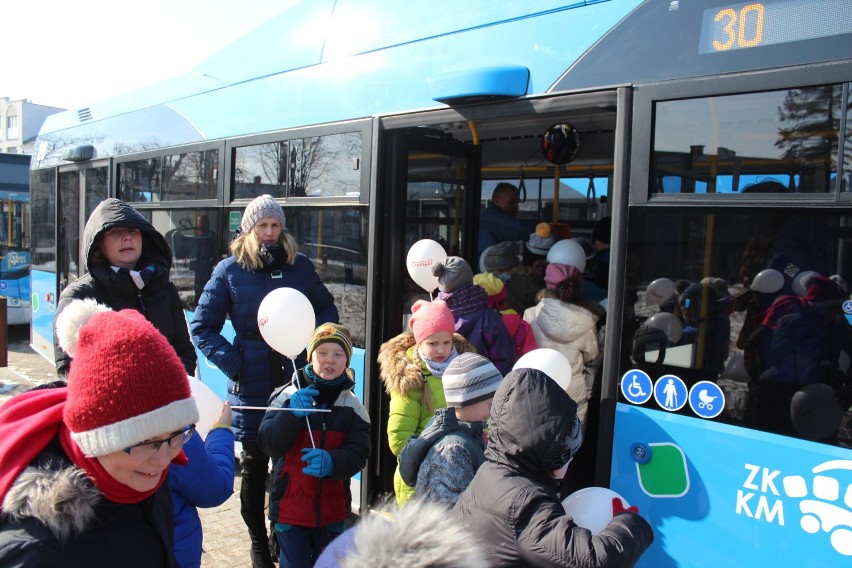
[301,448,334,478]
[289,386,319,418]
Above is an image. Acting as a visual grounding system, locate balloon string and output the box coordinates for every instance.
[429,291,434,301]
[291,359,317,449]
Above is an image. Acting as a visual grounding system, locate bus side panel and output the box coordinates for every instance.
[611,404,852,566]
[30,269,56,360]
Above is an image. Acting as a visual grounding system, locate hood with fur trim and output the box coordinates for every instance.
[377,332,475,397]
[2,447,100,543]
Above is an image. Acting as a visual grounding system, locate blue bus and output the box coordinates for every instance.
[0,153,30,325]
[29,1,852,564]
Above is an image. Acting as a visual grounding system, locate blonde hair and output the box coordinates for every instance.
[230,227,298,271]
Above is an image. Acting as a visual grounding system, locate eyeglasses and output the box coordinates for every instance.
[123,425,195,459]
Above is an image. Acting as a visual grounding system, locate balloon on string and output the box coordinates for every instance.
[562,487,629,535]
[406,239,447,292]
[790,383,844,441]
[546,239,586,272]
[645,312,683,344]
[792,270,820,296]
[257,287,316,358]
[645,278,675,306]
[513,348,571,391]
[750,268,784,294]
[189,376,223,440]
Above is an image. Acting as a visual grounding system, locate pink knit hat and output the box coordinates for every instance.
[409,300,456,344]
[545,263,584,290]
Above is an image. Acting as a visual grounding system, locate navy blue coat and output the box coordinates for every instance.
[190,254,338,440]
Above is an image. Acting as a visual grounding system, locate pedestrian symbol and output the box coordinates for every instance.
[688,380,725,419]
[653,374,687,411]
[621,369,652,405]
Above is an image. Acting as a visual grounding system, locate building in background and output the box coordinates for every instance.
[1,98,64,155]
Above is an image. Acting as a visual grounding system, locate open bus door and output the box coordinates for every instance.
[368,126,481,502]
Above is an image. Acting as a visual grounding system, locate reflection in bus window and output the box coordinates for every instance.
[622,207,852,447]
[652,85,845,194]
[117,149,219,202]
[233,133,362,199]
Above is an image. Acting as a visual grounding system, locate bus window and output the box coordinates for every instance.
[652,85,845,194]
[233,132,363,199]
[137,208,223,311]
[117,149,219,202]
[622,206,852,447]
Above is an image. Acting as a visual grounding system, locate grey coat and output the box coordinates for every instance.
[399,407,485,504]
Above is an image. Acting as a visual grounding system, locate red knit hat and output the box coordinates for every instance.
[56,299,199,457]
[409,299,456,344]
[545,263,584,290]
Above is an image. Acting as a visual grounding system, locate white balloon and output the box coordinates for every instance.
[406,239,447,292]
[751,269,784,294]
[546,240,587,273]
[792,270,820,296]
[257,288,316,358]
[189,376,223,440]
[791,383,845,441]
[513,348,572,391]
[562,487,629,535]
[645,312,683,344]
[721,353,750,383]
[645,278,675,306]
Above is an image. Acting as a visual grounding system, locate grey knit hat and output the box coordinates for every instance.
[482,241,520,272]
[432,256,473,293]
[240,194,286,233]
[443,353,503,408]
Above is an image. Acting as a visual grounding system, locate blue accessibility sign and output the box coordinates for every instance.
[620,369,653,405]
[843,300,852,315]
[688,380,725,419]
[654,374,688,411]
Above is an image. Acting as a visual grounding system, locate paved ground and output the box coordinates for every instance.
[0,325,254,568]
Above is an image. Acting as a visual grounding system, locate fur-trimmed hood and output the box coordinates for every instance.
[2,449,100,543]
[377,332,475,397]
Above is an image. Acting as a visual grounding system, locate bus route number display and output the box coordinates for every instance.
[698,0,852,54]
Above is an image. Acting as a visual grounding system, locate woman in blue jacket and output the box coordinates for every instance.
[191,194,338,568]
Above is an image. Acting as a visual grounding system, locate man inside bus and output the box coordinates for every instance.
[478,183,535,257]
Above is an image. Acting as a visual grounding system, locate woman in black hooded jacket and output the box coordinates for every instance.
[54,198,196,377]
[454,367,654,567]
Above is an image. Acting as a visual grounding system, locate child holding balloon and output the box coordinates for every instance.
[257,323,370,568]
[378,299,475,506]
[454,367,654,566]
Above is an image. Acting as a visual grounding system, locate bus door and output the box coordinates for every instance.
[369,126,481,499]
[33,163,109,358]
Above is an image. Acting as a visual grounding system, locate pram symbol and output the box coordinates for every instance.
[697,389,716,410]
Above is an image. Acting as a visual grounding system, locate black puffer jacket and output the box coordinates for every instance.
[54,198,196,376]
[454,368,654,567]
[0,440,178,568]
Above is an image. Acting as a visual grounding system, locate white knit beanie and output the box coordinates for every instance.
[241,194,286,233]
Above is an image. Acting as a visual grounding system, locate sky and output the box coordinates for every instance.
[3,0,299,110]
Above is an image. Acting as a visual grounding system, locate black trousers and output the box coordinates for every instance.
[240,440,273,560]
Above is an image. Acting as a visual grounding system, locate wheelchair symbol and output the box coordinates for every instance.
[621,370,652,405]
[629,376,647,398]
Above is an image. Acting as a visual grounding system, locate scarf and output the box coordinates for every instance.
[0,388,183,510]
[110,264,160,290]
[259,244,289,271]
[303,365,351,405]
[418,346,459,378]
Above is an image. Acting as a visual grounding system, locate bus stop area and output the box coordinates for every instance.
[0,325,254,568]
